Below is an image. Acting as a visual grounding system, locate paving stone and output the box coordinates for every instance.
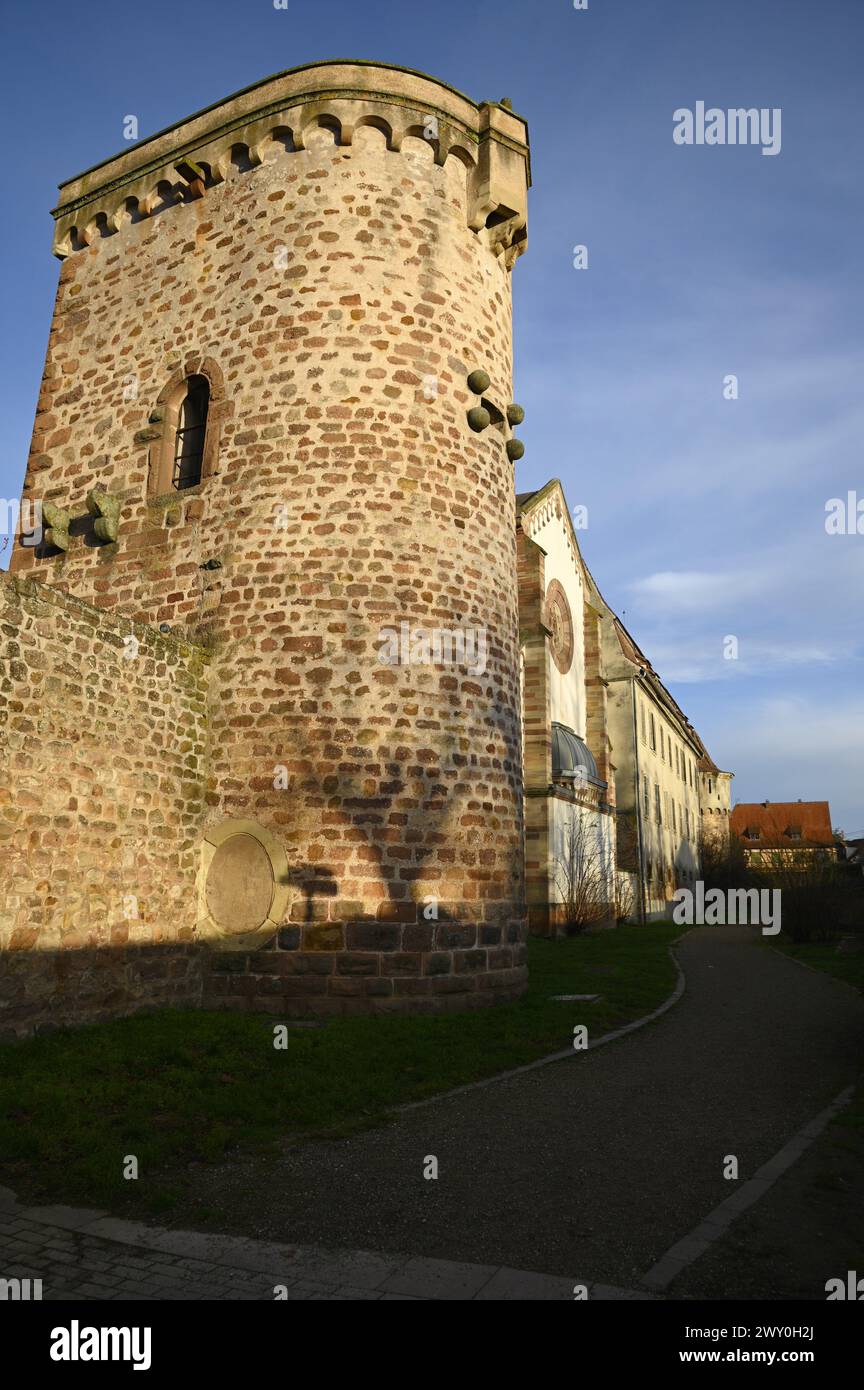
[2,1193,657,1302]
[274,1249,398,1290]
[474,1267,576,1300]
[379,1256,498,1300]
[22,1205,108,1231]
[80,1217,172,1246]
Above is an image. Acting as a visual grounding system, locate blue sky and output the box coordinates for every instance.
[1,0,861,833]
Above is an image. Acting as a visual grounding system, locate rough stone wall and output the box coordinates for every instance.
[4,64,531,1021]
[0,574,209,1036]
[517,526,551,934]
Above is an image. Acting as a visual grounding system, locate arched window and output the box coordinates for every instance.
[173,375,209,489]
[145,360,224,499]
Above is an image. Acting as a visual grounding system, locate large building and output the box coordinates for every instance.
[517,483,617,934]
[516,481,732,930]
[0,60,533,1034]
[731,801,836,868]
[0,63,734,1038]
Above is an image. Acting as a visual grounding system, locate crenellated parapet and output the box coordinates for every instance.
[51,59,531,267]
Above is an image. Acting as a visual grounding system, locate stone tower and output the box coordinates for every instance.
[5,60,532,1024]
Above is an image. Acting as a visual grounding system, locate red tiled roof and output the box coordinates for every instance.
[731,801,834,849]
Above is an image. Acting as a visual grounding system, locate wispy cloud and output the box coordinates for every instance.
[628,569,762,614]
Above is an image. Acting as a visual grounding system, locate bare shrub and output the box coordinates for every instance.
[757,849,849,944]
[553,810,613,934]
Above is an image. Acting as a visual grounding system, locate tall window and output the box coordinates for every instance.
[650,713,656,752]
[640,700,647,743]
[172,375,210,489]
[654,783,662,823]
[643,775,649,817]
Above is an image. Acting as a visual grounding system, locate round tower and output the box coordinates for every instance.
[15,61,532,1014]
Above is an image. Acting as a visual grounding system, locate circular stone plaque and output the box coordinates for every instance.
[545,579,574,675]
[204,833,275,934]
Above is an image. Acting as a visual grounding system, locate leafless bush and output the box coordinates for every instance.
[553,810,612,934]
[698,830,752,892]
[756,849,850,943]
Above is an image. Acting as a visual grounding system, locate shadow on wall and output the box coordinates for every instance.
[204,582,526,929]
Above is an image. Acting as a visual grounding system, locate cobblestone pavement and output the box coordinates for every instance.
[0,1186,655,1301]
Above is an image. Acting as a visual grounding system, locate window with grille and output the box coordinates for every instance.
[172,375,210,489]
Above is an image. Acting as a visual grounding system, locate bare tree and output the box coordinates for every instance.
[757,847,854,943]
[553,808,613,934]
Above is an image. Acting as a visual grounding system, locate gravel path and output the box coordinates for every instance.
[184,926,864,1287]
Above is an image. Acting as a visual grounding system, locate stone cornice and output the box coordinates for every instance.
[50,60,531,267]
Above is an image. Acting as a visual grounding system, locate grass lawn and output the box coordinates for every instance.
[0,924,679,1217]
[769,935,864,996]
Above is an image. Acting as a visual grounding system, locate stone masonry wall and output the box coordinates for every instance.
[0,574,209,1036]
[4,65,531,1021]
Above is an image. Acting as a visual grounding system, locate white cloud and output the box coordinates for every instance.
[628,569,762,614]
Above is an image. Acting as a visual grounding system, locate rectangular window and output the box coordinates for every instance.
[674,745,679,777]
[642,775,649,817]
[650,713,656,752]
[671,800,677,833]
[655,784,662,823]
[685,806,690,838]
[640,700,647,744]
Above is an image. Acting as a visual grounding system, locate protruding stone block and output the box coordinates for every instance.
[42,501,70,551]
[86,489,122,543]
